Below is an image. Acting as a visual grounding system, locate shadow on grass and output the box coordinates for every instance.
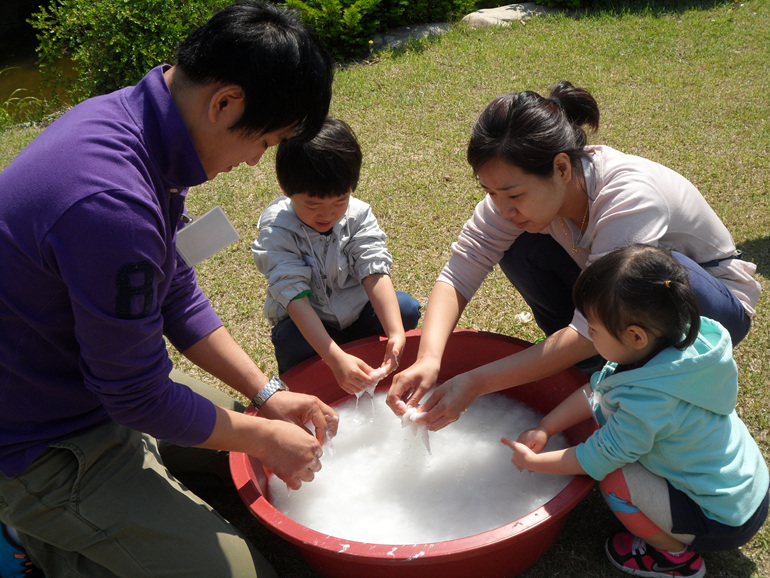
[739,236,770,279]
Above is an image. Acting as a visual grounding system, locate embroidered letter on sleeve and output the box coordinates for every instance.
[116,262,154,319]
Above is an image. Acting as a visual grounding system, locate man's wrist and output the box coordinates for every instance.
[251,375,289,409]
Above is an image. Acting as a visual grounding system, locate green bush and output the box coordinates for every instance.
[29,0,231,104]
[283,0,383,61]
[284,0,476,61]
[28,0,476,104]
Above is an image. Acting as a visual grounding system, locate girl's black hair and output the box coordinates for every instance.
[467,80,599,178]
[175,1,333,142]
[276,118,362,198]
[573,244,700,350]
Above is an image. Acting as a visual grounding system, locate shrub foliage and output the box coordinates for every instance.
[29,0,230,104]
[28,0,476,104]
[284,0,477,60]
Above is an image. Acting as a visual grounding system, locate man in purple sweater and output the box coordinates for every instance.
[0,3,335,576]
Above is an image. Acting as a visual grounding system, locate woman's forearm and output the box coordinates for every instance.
[415,281,468,363]
[465,326,597,396]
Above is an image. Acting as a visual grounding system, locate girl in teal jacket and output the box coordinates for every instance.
[504,244,768,578]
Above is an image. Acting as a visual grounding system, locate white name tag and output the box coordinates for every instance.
[176,205,240,268]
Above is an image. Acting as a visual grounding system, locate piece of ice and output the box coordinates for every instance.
[398,405,431,454]
[368,365,390,383]
[354,364,393,416]
[323,425,336,462]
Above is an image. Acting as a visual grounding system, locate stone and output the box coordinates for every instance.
[370,22,450,51]
[462,3,561,27]
[370,4,562,51]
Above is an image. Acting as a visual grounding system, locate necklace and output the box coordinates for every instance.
[558,201,589,254]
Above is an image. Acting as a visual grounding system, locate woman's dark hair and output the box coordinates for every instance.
[573,244,701,350]
[467,80,600,178]
[175,1,333,141]
[276,118,362,198]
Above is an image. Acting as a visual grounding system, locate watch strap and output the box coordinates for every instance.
[251,375,289,410]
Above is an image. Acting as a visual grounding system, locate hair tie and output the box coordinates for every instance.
[665,280,672,288]
[545,96,563,110]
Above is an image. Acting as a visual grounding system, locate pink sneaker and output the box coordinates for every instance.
[605,532,705,577]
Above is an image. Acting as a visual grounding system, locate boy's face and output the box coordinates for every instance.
[289,192,351,233]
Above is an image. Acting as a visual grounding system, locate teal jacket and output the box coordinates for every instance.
[576,317,769,526]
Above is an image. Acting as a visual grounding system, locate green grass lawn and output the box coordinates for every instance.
[2,0,769,575]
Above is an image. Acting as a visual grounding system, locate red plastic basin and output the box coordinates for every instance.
[230,329,596,578]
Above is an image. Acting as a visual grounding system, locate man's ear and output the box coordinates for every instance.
[207,84,245,125]
[625,325,649,351]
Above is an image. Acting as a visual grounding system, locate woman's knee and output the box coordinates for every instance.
[671,251,751,345]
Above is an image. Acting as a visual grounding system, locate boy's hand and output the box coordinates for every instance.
[381,333,405,375]
[328,351,376,395]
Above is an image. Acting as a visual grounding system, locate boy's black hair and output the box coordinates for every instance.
[573,244,701,350]
[276,117,362,198]
[175,1,333,142]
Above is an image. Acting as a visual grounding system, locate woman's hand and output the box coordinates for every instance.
[386,357,441,415]
[409,371,479,431]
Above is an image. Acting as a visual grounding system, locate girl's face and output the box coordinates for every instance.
[585,314,649,366]
[476,158,566,233]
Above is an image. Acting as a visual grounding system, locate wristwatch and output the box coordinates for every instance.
[251,376,289,410]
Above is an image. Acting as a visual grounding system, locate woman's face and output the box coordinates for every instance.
[476,157,566,233]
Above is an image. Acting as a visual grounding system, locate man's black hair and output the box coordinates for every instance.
[176,1,334,141]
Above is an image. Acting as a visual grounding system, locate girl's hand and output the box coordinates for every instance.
[501,438,540,473]
[516,426,550,454]
[411,371,478,431]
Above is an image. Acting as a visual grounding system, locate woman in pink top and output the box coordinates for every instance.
[387,80,760,431]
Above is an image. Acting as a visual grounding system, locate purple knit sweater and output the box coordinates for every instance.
[0,66,221,476]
